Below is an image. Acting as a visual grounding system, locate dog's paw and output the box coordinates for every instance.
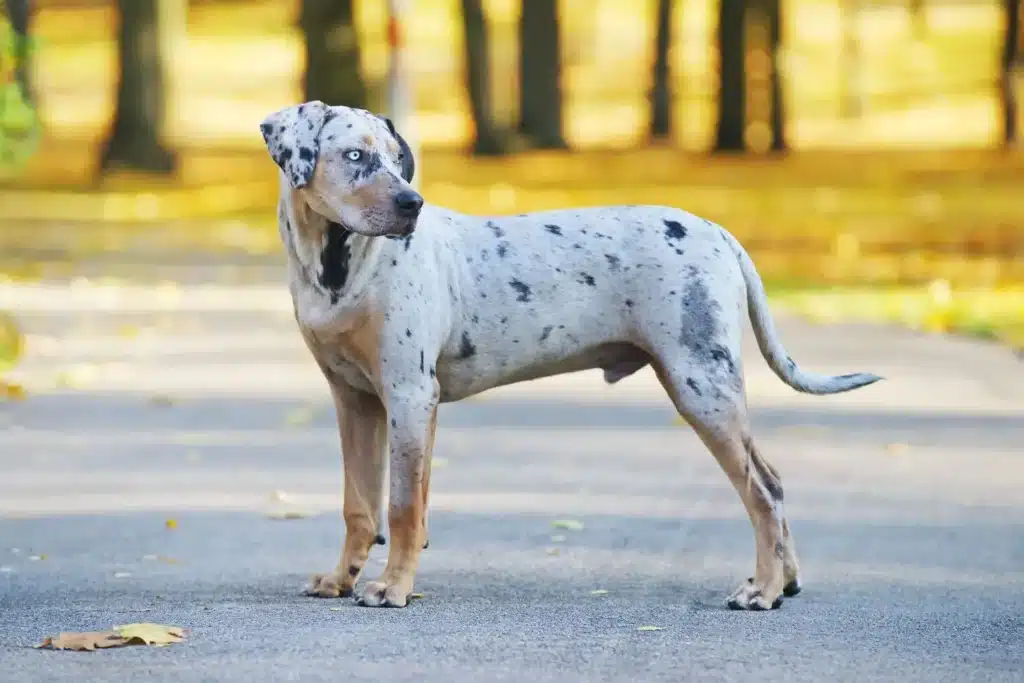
[356,578,412,608]
[726,578,783,611]
[782,577,802,597]
[304,572,353,599]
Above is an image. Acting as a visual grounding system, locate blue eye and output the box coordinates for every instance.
[345,150,362,162]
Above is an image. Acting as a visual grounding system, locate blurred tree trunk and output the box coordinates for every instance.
[100,0,176,174]
[4,0,34,105]
[1002,0,1021,146]
[908,0,927,40]
[714,0,746,152]
[649,0,674,141]
[839,0,863,119]
[300,0,367,108]
[518,0,567,149]
[461,0,507,155]
[765,0,785,151]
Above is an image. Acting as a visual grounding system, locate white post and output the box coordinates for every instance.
[386,0,420,191]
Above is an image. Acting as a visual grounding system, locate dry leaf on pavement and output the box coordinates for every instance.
[114,623,186,646]
[36,632,128,651]
[636,625,664,632]
[0,380,26,401]
[551,519,585,531]
[36,624,186,651]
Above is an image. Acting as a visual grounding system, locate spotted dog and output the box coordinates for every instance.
[259,101,882,611]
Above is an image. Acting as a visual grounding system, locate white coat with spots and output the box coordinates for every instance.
[259,101,883,611]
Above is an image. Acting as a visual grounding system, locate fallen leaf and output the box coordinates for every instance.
[114,623,186,646]
[116,324,141,339]
[1,380,26,401]
[886,443,910,457]
[164,519,178,530]
[636,626,664,632]
[36,631,128,651]
[265,509,313,520]
[148,394,174,408]
[552,519,585,531]
[29,554,45,561]
[0,311,25,373]
[284,406,316,427]
[550,534,567,543]
[329,607,344,611]
[409,592,425,600]
[590,589,608,596]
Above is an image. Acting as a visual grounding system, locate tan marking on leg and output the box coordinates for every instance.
[359,392,438,608]
[306,383,386,598]
[653,362,786,610]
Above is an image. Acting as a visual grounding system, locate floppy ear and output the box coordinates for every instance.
[378,116,415,183]
[259,101,332,189]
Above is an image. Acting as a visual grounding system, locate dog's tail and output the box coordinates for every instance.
[720,229,883,395]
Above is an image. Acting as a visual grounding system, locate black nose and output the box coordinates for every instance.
[394,190,424,218]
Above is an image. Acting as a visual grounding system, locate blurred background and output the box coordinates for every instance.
[0,0,1022,382]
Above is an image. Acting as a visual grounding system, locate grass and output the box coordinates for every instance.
[770,285,1024,352]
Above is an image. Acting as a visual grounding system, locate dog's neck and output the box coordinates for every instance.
[281,188,382,328]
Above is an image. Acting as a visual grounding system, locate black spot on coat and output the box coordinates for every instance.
[544,224,563,236]
[458,331,477,359]
[509,279,532,302]
[663,219,687,240]
[578,273,596,287]
[318,221,353,304]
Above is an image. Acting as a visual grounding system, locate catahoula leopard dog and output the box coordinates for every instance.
[259,101,882,611]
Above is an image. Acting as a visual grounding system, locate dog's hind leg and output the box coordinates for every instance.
[306,382,388,598]
[652,355,797,610]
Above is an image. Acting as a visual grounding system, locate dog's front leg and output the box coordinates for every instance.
[307,382,387,598]
[356,384,438,608]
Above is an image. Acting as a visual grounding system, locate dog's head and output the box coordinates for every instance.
[259,101,421,237]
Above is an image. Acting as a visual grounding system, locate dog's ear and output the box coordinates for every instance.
[378,115,415,183]
[259,101,332,189]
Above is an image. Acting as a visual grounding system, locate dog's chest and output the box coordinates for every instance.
[298,315,381,396]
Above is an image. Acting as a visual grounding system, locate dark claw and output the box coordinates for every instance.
[422,539,430,550]
[783,579,802,597]
[374,534,386,546]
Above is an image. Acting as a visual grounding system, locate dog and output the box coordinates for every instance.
[259,101,882,611]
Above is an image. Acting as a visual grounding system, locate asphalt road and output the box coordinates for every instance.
[1,275,1022,683]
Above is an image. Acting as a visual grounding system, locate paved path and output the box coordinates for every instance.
[1,278,1022,683]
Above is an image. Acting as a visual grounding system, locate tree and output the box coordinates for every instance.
[518,0,566,149]
[300,0,367,108]
[4,0,33,105]
[1002,0,1021,146]
[461,0,507,155]
[765,0,786,151]
[714,0,746,152]
[649,0,674,141]
[99,0,176,174]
